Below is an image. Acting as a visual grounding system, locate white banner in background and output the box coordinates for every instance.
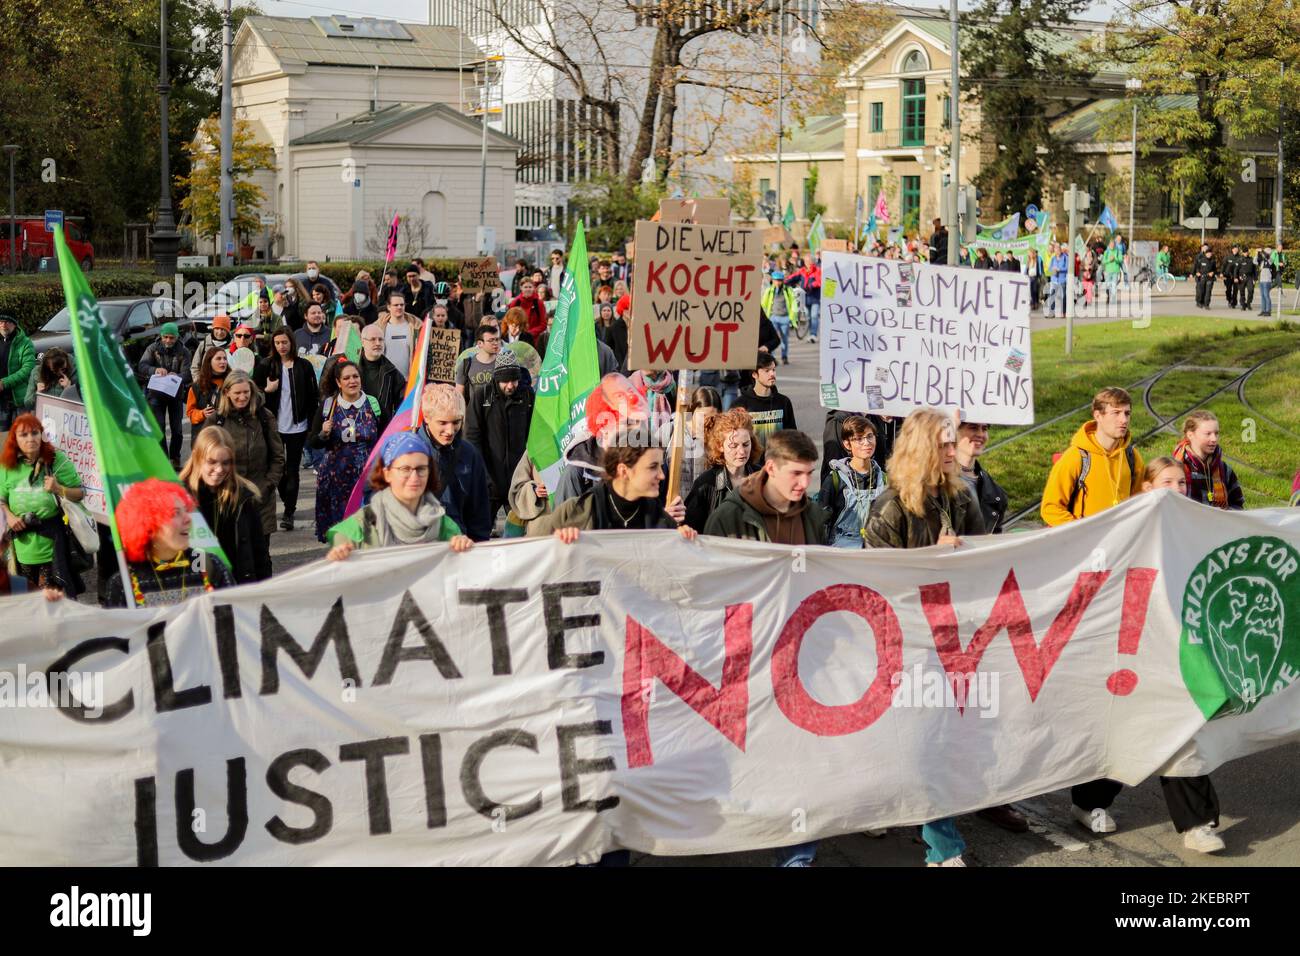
[2,493,1299,866]
[819,252,1034,424]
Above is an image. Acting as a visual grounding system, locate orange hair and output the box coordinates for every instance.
[0,413,55,470]
[115,479,194,563]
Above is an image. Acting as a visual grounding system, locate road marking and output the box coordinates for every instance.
[1014,800,1088,852]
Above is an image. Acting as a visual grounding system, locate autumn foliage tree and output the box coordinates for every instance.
[177,118,277,248]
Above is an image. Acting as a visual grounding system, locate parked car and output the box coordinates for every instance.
[0,219,95,271]
[187,272,343,322]
[30,296,204,366]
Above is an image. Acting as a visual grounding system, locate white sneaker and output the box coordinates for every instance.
[863,827,887,838]
[809,335,818,343]
[1183,824,1225,853]
[927,856,966,867]
[1072,805,1117,833]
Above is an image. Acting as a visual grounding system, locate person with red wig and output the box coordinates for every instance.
[0,412,84,600]
[101,478,234,608]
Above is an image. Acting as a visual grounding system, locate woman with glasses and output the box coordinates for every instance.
[817,415,887,548]
[326,432,473,560]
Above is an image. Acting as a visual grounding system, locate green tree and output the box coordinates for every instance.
[1107,0,1300,231]
[961,0,1092,218]
[177,117,277,245]
[567,175,665,252]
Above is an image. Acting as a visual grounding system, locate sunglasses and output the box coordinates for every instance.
[234,332,253,339]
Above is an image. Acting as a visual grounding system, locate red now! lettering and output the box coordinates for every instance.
[622,604,752,769]
[919,569,1109,703]
[772,585,903,736]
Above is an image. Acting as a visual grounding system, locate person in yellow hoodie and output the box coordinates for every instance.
[1040,386,1149,839]
[1040,386,1144,526]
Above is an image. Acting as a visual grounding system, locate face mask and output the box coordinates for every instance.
[307,269,319,280]
[354,294,369,308]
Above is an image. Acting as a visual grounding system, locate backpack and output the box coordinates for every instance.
[1055,445,1136,516]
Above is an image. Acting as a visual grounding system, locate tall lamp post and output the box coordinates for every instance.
[1125,77,1141,244]
[3,145,17,274]
[150,0,180,277]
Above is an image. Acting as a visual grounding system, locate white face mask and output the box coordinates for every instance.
[307,268,319,280]
[354,293,369,308]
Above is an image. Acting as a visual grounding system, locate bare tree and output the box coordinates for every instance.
[365,209,432,259]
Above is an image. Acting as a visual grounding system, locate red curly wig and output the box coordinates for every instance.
[115,478,194,563]
[0,413,56,470]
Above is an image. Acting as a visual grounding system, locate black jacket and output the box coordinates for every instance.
[607,317,629,373]
[137,340,192,390]
[357,355,405,430]
[864,486,985,549]
[464,380,535,499]
[197,483,268,583]
[733,386,797,439]
[256,357,320,430]
[928,229,948,265]
[1193,253,1217,278]
[961,460,1009,534]
[684,463,757,532]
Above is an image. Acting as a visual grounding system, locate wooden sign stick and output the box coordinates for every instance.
[665,383,687,508]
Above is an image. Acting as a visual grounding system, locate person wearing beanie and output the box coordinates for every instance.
[465,346,536,522]
[190,314,232,381]
[137,321,192,469]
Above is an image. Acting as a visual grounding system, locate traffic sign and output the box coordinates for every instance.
[44,209,63,233]
[1198,200,1213,217]
[260,213,276,226]
[1181,217,1219,230]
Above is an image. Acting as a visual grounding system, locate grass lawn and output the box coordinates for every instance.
[986,316,1300,525]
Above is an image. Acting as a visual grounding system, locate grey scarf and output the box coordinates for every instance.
[366,488,447,548]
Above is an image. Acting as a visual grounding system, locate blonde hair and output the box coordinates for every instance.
[422,382,466,420]
[1182,409,1218,437]
[217,370,264,417]
[179,425,261,514]
[1142,456,1181,488]
[885,408,962,517]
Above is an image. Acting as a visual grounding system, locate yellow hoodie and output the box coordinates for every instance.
[1040,421,1144,526]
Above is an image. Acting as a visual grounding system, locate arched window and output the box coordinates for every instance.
[901,49,928,73]
[421,190,446,250]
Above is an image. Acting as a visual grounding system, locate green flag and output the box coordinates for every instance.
[807,213,826,254]
[526,221,602,489]
[782,200,796,233]
[52,225,229,588]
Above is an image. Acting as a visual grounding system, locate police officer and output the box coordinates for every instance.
[1224,244,1241,308]
[1237,249,1257,311]
[1193,243,1217,309]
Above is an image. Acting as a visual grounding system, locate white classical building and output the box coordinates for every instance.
[222,15,521,260]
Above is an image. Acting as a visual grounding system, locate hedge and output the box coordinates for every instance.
[0,259,468,334]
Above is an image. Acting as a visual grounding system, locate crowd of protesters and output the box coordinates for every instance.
[0,237,1294,866]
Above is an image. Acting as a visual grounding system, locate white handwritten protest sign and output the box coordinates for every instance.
[819,252,1034,424]
[36,394,106,521]
[3,494,1300,865]
[628,219,762,371]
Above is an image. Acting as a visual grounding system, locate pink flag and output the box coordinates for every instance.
[384,213,401,262]
[342,315,432,517]
[873,193,890,224]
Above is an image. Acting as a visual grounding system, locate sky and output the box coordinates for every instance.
[258,0,1125,25]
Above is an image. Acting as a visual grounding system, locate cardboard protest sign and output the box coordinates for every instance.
[657,197,730,225]
[822,238,849,252]
[761,226,789,248]
[628,219,763,371]
[4,493,1298,865]
[426,326,464,383]
[819,251,1033,424]
[36,394,106,521]
[458,256,500,293]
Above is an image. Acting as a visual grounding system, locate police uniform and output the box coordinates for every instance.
[1193,249,1217,308]
[1224,247,1241,307]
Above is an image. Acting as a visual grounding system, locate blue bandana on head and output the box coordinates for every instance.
[382,431,434,466]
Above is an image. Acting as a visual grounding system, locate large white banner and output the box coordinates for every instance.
[819,252,1034,424]
[2,493,1298,866]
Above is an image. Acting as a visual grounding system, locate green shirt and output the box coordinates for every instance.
[328,507,461,549]
[0,451,81,565]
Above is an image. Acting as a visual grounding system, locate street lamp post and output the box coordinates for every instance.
[150,0,180,277]
[1125,78,1141,244]
[3,145,17,274]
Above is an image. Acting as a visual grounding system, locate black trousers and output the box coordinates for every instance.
[278,430,309,517]
[1240,280,1255,309]
[149,395,184,464]
[1226,278,1238,306]
[1195,276,1214,307]
[1073,775,1219,832]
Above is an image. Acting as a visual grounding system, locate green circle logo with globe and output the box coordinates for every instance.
[1181,536,1300,719]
